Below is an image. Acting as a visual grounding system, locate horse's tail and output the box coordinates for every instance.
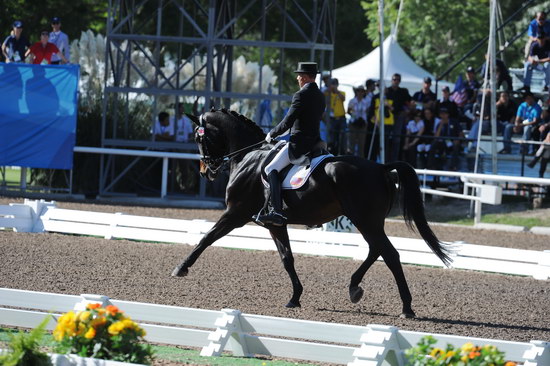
[384,161,453,267]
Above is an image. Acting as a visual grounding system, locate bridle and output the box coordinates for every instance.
[196,114,265,174]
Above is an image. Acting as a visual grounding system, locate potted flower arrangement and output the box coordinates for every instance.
[53,303,153,365]
[405,336,517,366]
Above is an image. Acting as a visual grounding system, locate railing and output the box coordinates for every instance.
[2,200,549,280]
[1,288,549,365]
[415,168,550,223]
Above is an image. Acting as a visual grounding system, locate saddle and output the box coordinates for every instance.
[261,140,333,190]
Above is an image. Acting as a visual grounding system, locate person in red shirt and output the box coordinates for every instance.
[25,31,67,65]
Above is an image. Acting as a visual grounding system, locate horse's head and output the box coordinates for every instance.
[187,109,266,181]
[186,112,228,181]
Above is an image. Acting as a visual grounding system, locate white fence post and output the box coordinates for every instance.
[535,251,550,280]
[523,341,550,366]
[348,324,404,366]
[201,308,248,357]
[105,212,123,240]
[74,294,111,312]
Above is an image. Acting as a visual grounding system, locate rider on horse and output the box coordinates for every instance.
[254,62,326,226]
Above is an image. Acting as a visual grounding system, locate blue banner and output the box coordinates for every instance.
[0,63,79,169]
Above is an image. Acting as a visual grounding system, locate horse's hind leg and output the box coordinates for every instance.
[269,225,303,308]
[353,225,415,318]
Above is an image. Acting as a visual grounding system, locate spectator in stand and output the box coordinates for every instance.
[49,17,70,64]
[527,116,550,177]
[464,66,481,118]
[525,11,550,59]
[495,91,518,153]
[402,109,425,167]
[154,111,175,141]
[172,104,194,143]
[428,107,462,170]
[502,92,542,154]
[480,55,513,92]
[26,31,68,65]
[417,107,437,169]
[347,85,369,157]
[435,86,459,121]
[324,78,346,154]
[386,73,412,161]
[320,71,331,93]
[2,20,30,63]
[519,32,550,93]
[363,79,378,160]
[367,85,394,161]
[412,77,437,110]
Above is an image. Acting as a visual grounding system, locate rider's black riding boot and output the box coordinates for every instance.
[527,155,540,169]
[256,170,287,226]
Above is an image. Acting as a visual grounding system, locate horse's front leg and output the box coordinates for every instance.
[171,213,246,277]
[269,225,303,308]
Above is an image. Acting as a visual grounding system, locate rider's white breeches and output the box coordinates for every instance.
[265,143,291,174]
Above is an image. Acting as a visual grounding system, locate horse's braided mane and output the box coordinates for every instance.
[217,108,265,138]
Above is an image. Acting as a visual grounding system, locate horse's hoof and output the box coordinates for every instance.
[349,286,364,303]
[171,266,189,277]
[399,311,416,319]
[285,301,301,308]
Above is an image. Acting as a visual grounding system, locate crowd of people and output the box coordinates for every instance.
[322,10,550,178]
[2,17,70,64]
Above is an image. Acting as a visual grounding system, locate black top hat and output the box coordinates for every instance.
[294,62,320,74]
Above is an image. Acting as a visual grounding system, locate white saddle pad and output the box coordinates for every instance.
[262,154,333,190]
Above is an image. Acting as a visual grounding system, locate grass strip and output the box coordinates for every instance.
[1,328,317,366]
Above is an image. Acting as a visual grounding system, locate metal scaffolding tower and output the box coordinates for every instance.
[99,0,336,199]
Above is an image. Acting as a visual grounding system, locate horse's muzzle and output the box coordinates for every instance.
[199,161,218,181]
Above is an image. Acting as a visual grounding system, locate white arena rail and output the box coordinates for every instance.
[1,288,549,366]
[1,200,550,280]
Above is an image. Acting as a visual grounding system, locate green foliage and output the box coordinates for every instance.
[361,0,490,81]
[0,316,52,366]
[404,335,514,366]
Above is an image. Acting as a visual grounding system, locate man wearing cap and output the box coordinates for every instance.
[435,86,458,120]
[2,21,30,63]
[520,32,550,93]
[386,73,412,161]
[49,17,70,64]
[26,31,68,65]
[254,62,326,226]
[412,77,436,109]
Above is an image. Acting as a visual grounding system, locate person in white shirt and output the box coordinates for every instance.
[153,111,175,141]
[347,85,369,157]
[172,104,194,142]
[49,17,70,64]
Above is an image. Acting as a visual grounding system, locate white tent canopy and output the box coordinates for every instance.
[332,35,454,107]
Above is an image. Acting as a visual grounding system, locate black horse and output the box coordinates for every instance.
[172,109,451,318]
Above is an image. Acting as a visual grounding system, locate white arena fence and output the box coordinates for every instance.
[1,200,549,280]
[1,288,549,366]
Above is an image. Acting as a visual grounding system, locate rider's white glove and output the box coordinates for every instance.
[265,133,272,143]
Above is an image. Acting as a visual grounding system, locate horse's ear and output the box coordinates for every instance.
[185,113,200,126]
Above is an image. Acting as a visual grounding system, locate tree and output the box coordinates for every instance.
[361,0,490,81]
[1,0,107,45]
[361,0,550,83]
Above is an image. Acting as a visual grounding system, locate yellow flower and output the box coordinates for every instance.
[445,350,456,359]
[108,321,125,336]
[430,348,444,358]
[84,327,96,339]
[461,342,475,352]
[461,355,469,362]
[79,311,91,323]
